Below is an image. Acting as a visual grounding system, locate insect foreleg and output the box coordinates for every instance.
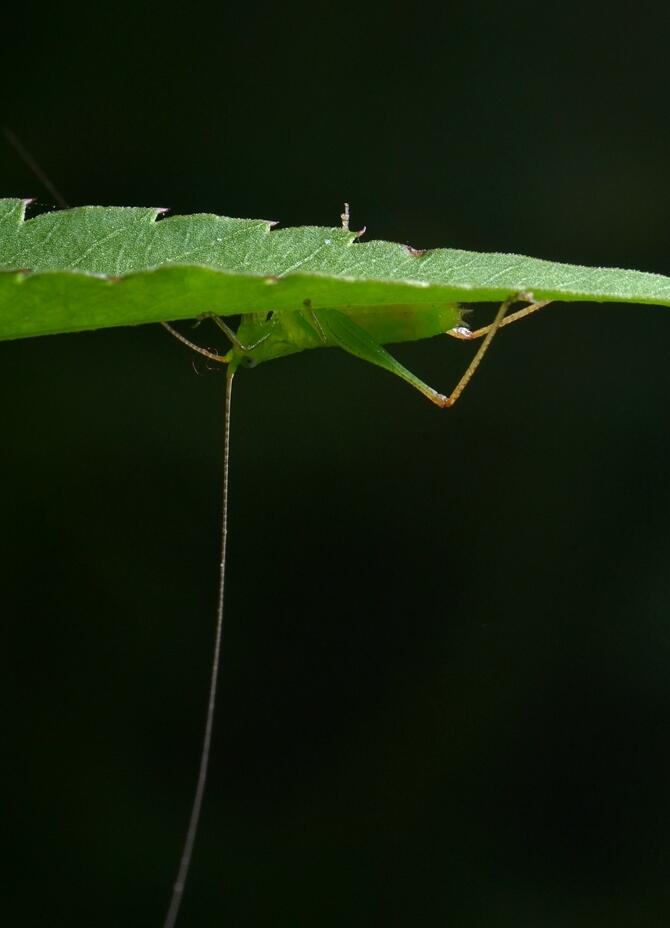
[162,315,274,366]
[208,314,273,353]
[161,322,230,363]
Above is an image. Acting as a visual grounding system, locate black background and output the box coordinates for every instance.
[4,3,670,926]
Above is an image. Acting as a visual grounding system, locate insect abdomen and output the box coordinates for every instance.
[341,303,461,345]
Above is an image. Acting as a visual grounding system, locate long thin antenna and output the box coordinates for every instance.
[162,365,236,928]
[4,125,236,924]
[3,127,69,209]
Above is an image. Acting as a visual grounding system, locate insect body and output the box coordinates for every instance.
[164,292,549,407]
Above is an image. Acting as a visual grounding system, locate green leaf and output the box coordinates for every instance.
[1,198,670,341]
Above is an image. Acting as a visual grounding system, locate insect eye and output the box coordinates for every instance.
[241,356,257,369]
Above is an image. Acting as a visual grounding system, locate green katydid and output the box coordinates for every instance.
[161,297,549,405]
[8,179,670,921]
[157,213,550,928]
[2,130,556,928]
[160,200,550,409]
[5,127,555,926]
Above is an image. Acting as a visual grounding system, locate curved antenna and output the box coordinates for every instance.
[4,128,239,925]
[162,364,236,928]
[3,127,69,208]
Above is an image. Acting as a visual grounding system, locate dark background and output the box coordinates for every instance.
[3,3,670,926]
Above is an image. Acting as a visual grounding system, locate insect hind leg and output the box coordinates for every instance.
[448,298,552,341]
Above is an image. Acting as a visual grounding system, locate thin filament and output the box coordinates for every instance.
[162,365,235,928]
[3,127,69,209]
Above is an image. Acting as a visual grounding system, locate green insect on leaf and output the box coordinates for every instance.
[5,193,670,928]
[3,197,670,405]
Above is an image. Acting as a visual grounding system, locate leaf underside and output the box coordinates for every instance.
[1,198,670,342]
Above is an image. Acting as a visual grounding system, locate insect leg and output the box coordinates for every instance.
[313,307,450,406]
[161,322,230,363]
[443,293,522,406]
[208,314,273,352]
[448,299,552,341]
